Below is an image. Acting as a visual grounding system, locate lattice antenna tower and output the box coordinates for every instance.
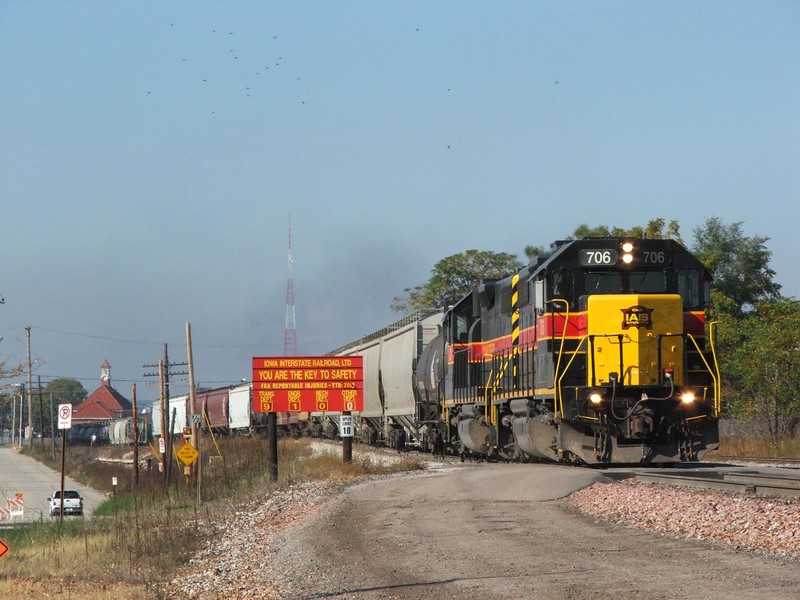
[284,214,298,356]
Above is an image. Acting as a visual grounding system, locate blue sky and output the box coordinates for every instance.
[1,1,798,402]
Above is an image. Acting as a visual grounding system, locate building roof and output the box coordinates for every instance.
[72,360,132,422]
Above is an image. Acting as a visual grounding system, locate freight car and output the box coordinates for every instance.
[151,383,271,439]
[328,309,442,448]
[67,417,149,445]
[332,237,721,465]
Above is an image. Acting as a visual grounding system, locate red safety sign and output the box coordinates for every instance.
[251,356,363,413]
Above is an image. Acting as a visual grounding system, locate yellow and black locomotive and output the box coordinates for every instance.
[437,237,720,464]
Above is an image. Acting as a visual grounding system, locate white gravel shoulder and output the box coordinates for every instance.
[565,478,800,561]
[166,447,799,599]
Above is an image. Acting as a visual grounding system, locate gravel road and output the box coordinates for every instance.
[170,456,800,600]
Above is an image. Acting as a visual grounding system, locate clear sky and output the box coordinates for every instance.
[1,1,798,402]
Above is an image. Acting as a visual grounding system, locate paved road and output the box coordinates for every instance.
[267,462,800,600]
[0,445,107,523]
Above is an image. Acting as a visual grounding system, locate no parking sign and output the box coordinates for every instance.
[57,404,72,430]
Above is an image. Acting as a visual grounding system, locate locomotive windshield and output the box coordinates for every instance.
[585,271,667,294]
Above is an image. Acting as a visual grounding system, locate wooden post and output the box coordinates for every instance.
[186,323,201,503]
[267,412,278,482]
[342,411,352,463]
[159,360,167,482]
[131,383,139,487]
[37,376,44,451]
[59,431,66,524]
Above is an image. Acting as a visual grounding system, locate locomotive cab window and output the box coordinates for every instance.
[630,271,667,293]
[677,269,701,308]
[585,271,667,294]
[455,312,470,343]
[549,270,574,305]
[585,272,622,293]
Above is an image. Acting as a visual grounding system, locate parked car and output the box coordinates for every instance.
[48,490,83,516]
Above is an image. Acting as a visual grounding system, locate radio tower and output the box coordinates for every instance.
[284,215,297,356]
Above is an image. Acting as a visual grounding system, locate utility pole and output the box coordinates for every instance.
[25,327,32,444]
[131,383,139,486]
[143,343,188,410]
[37,376,44,451]
[186,323,201,503]
[142,343,189,454]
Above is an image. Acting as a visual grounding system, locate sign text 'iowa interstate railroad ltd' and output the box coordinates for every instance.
[251,356,363,413]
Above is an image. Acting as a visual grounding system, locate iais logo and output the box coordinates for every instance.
[620,305,654,330]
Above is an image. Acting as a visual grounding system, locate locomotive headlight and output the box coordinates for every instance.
[621,241,634,264]
[680,391,696,404]
[589,392,603,405]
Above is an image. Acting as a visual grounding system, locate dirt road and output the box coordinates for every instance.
[263,463,800,600]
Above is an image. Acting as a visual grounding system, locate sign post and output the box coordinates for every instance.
[251,356,364,470]
[340,413,353,463]
[57,404,72,524]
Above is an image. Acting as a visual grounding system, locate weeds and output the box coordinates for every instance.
[718,434,800,458]
[2,437,423,599]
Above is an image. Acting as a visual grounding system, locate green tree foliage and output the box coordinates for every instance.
[46,378,88,406]
[391,249,523,313]
[717,299,800,441]
[609,218,683,244]
[566,219,683,243]
[524,245,546,261]
[692,218,780,316]
[24,379,88,436]
[569,223,611,239]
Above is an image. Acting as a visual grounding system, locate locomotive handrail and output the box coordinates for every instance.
[484,365,495,426]
[487,352,514,427]
[555,335,589,418]
[548,299,571,418]
[686,333,721,417]
[709,320,722,416]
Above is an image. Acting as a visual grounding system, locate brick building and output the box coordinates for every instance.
[72,360,132,425]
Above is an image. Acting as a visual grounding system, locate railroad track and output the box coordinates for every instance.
[634,469,800,499]
[706,454,800,466]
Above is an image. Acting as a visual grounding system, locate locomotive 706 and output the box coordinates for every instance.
[417,237,721,464]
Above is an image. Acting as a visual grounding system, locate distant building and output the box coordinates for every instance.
[72,360,132,424]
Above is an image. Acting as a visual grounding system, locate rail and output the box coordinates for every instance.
[634,471,800,498]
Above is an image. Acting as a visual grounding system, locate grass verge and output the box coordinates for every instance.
[0,437,424,599]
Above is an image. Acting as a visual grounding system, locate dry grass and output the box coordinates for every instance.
[0,436,424,599]
[718,434,800,458]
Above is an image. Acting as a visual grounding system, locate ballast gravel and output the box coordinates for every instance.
[564,479,800,561]
[167,468,800,599]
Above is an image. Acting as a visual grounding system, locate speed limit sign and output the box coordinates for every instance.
[57,404,73,430]
[339,415,354,438]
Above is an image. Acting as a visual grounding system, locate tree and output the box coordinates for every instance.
[717,299,800,442]
[691,217,780,316]
[46,378,88,406]
[609,218,683,244]
[524,245,546,261]
[569,224,611,239]
[27,378,88,436]
[391,249,523,313]
[0,360,23,381]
